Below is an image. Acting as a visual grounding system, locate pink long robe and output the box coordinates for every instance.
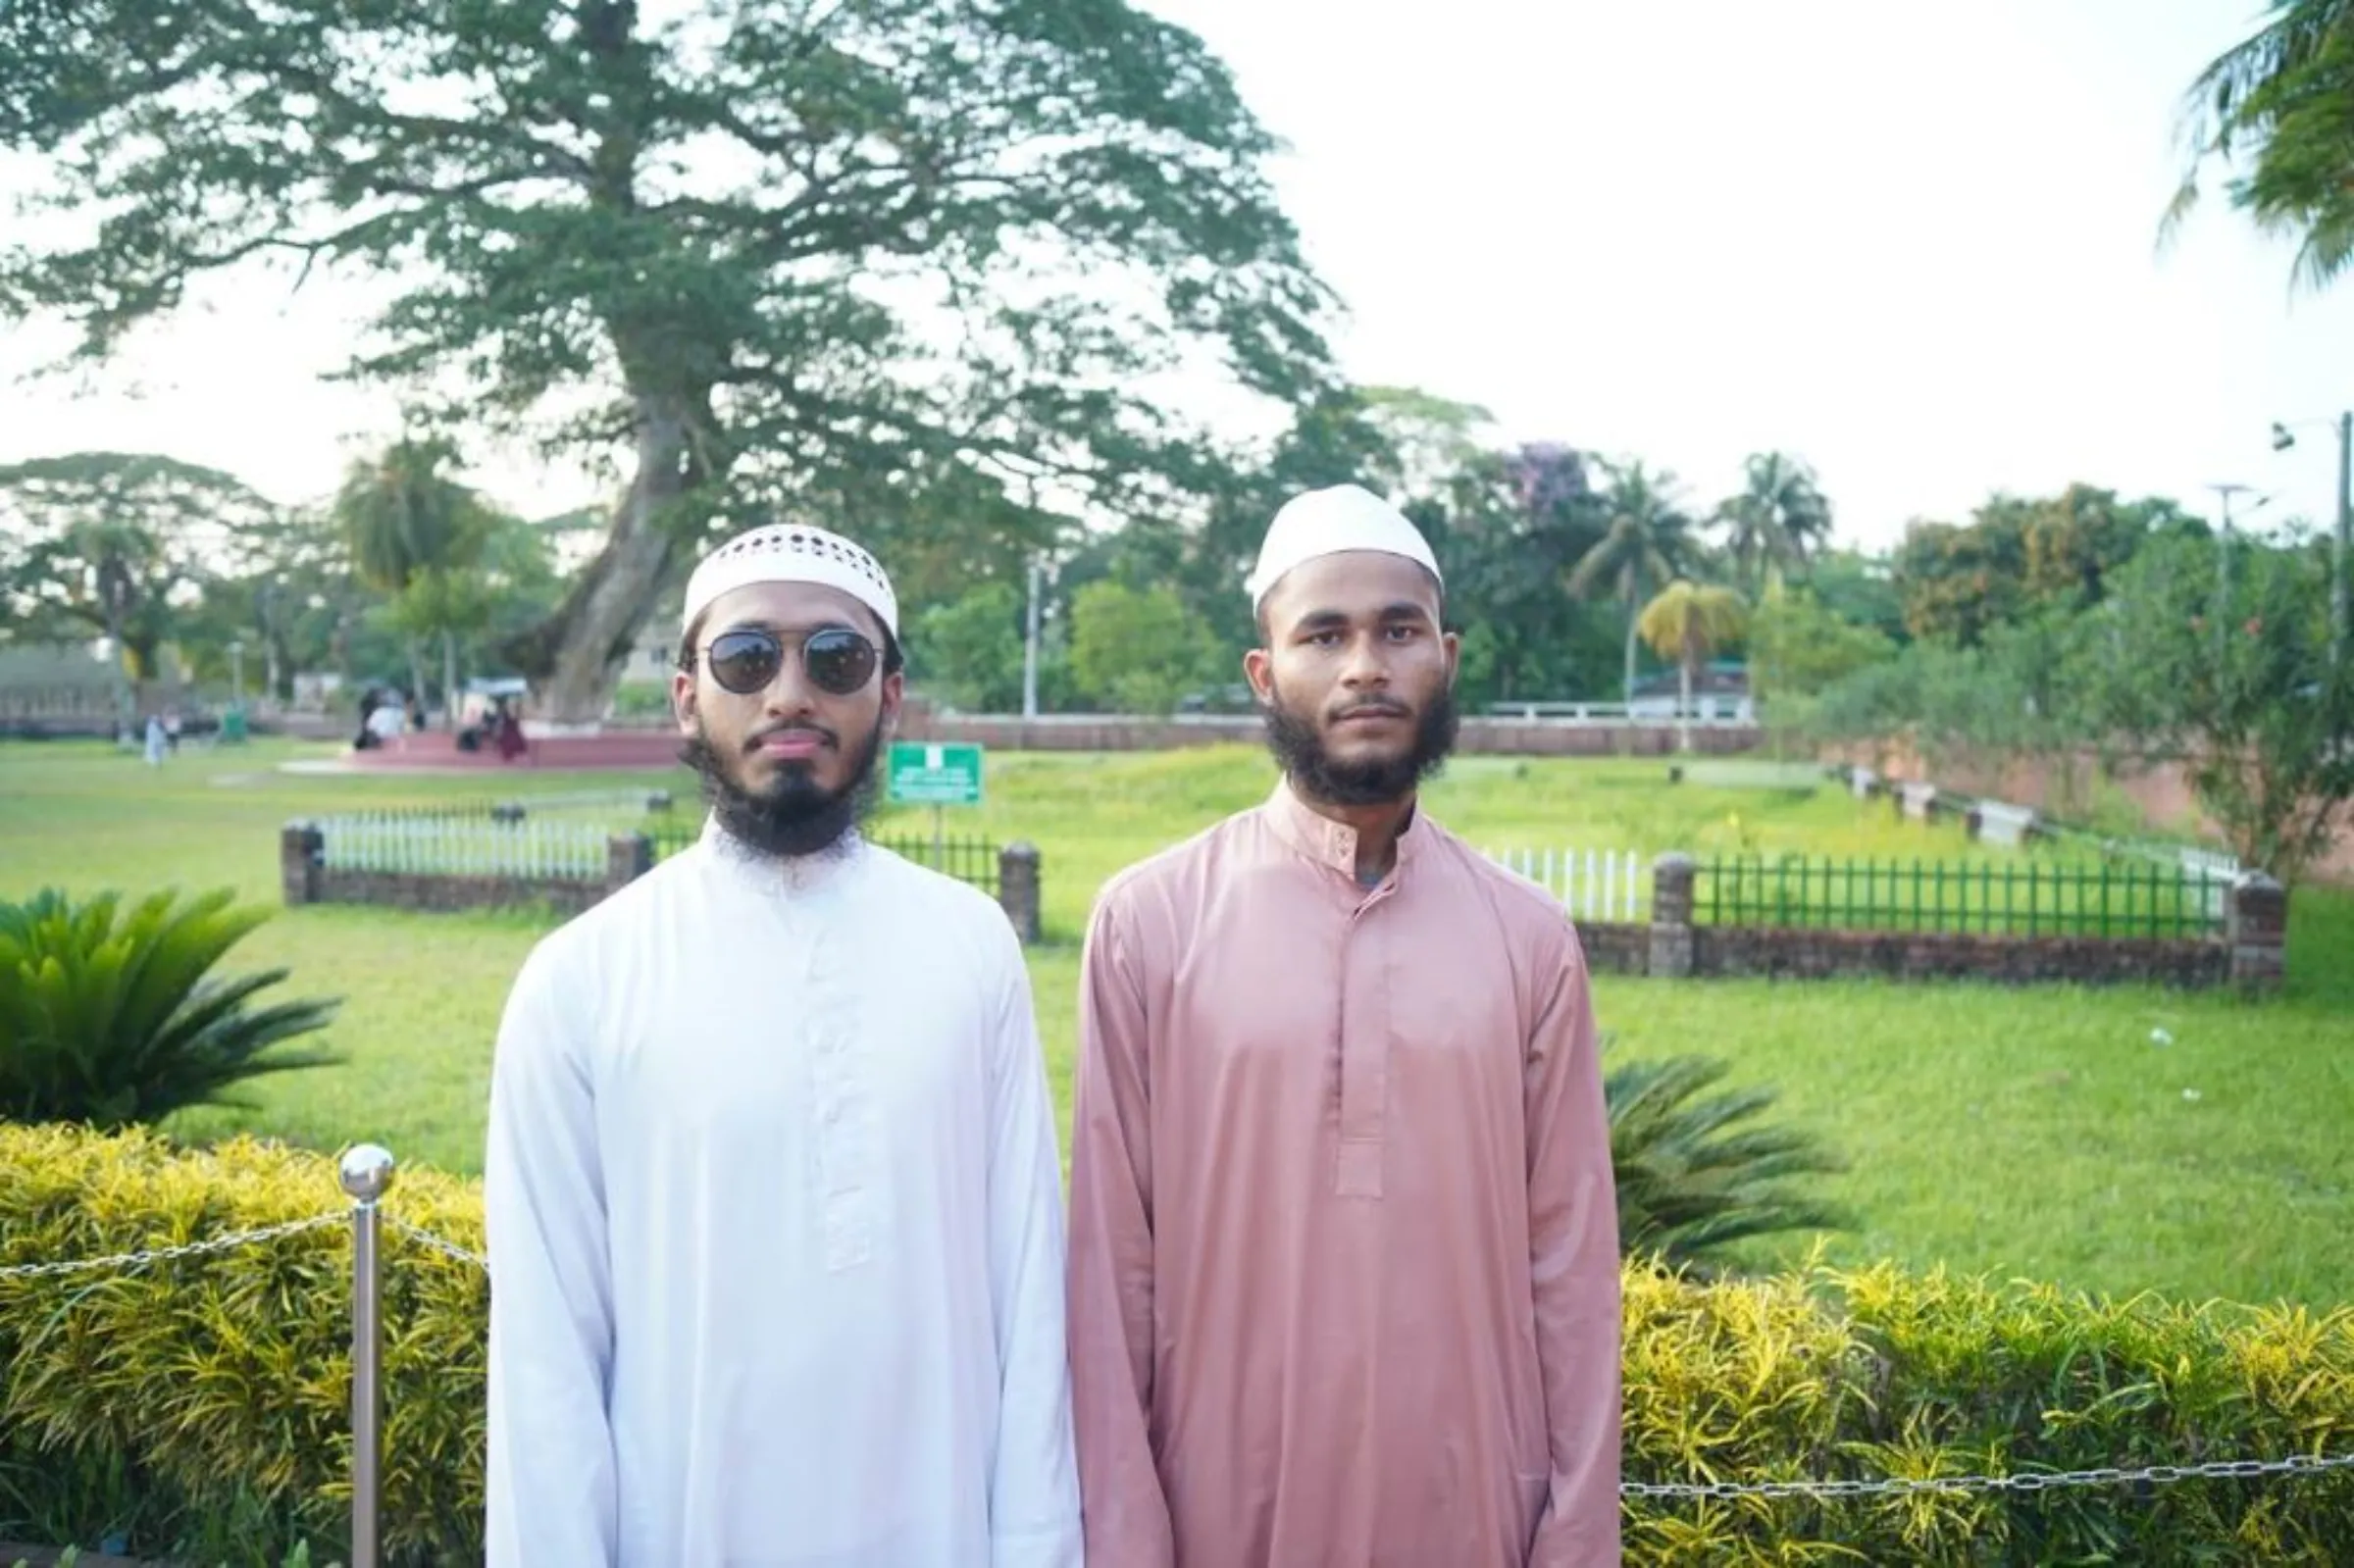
[1068,780,1622,1567]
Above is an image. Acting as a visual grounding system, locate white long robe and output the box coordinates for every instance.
[484,823,1082,1567]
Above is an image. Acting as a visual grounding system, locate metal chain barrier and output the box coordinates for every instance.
[5,1142,2354,1557]
[0,1212,341,1281]
[1623,1450,2354,1501]
[390,1216,486,1272]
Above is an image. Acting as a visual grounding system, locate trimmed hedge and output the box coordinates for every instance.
[0,1126,483,1566]
[3,1124,2351,1565]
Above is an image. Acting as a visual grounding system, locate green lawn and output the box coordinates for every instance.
[4,735,2350,1309]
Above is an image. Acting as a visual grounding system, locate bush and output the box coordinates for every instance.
[2,1125,2351,1564]
[0,1125,483,1567]
[0,889,340,1131]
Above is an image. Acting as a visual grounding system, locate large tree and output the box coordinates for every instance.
[2166,0,2354,291]
[0,453,279,728]
[1431,441,1615,705]
[2078,531,2354,883]
[0,0,1338,720]
[177,504,359,702]
[1893,485,2205,646]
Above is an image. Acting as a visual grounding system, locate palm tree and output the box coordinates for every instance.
[333,437,490,726]
[1568,460,1697,705]
[2164,0,2354,292]
[1714,452,1833,597]
[1637,579,1749,750]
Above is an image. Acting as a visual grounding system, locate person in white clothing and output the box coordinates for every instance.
[484,522,1082,1567]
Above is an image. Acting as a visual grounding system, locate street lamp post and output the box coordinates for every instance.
[2270,412,2352,664]
[2206,482,2265,657]
[229,639,245,710]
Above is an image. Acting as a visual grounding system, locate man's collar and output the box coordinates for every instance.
[1260,775,1424,882]
[699,812,866,894]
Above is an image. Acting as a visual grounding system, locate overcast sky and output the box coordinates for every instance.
[2,0,2348,553]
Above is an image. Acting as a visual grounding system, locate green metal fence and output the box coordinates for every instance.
[1693,854,2231,938]
[645,820,999,897]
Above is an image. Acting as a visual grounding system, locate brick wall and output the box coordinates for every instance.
[1573,921,1651,975]
[310,868,614,919]
[1689,927,2232,986]
[892,711,1765,757]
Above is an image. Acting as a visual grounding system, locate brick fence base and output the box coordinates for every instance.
[1576,922,1652,975]
[312,868,615,919]
[1693,927,2230,986]
[1571,919,2232,987]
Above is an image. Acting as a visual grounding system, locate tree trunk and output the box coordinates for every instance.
[1621,585,1640,707]
[404,638,429,714]
[441,630,460,730]
[502,392,699,723]
[1678,632,1696,754]
[102,604,134,742]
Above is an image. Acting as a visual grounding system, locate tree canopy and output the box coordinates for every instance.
[0,453,280,706]
[2167,0,2354,292]
[0,0,1340,718]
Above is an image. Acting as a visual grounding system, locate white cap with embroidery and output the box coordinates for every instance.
[1244,483,1442,609]
[680,523,899,637]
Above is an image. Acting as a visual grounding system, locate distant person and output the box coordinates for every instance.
[1066,484,1623,1565]
[493,696,529,763]
[366,699,406,750]
[484,522,1080,1567]
[142,714,166,767]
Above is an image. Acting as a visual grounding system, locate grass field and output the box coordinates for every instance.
[3,735,2351,1309]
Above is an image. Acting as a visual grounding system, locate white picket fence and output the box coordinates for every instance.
[1484,846,1649,921]
[318,815,613,881]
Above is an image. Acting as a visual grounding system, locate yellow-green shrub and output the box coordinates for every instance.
[4,1125,2352,1565]
[0,1125,484,1565]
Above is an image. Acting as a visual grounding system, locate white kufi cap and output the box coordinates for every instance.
[680,522,898,638]
[1244,483,1442,609]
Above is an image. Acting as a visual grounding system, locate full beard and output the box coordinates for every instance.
[1260,682,1460,807]
[681,715,886,859]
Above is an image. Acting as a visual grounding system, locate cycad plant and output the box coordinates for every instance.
[1605,1041,1850,1277]
[0,888,340,1130]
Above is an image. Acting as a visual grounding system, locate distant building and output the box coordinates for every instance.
[0,643,119,731]
[1627,660,1753,722]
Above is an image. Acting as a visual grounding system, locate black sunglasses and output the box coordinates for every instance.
[692,627,880,697]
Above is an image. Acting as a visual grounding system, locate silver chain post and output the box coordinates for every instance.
[339,1143,395,1568]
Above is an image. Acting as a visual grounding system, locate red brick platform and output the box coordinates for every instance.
[329,727,682,773]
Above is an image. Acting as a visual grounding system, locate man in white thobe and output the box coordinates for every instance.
[484,522,1082,1567]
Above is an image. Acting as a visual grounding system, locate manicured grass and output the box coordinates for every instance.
[3,735,2350,1308]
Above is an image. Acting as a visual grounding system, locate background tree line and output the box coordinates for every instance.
[1773,486,2354,886]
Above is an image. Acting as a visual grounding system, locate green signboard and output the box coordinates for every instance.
[888,741,985,805]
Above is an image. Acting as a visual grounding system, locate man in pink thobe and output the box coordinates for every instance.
[1066,483,1623,1566]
